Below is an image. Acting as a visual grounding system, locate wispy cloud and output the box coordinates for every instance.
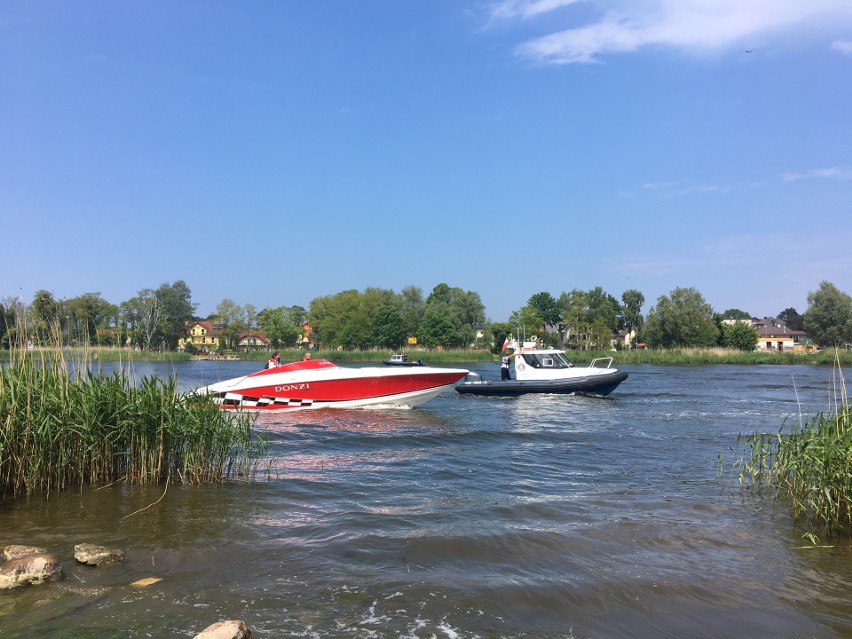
[832,39,852,55]
[640,181,677,190]
[487,1,852,64]
[489,0,581,20]
[782,166,852,181]
[637,180,727,198]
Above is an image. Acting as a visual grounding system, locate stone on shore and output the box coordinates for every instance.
[0,553,62,590]
[74,543,125,566]
[194,620,252,639]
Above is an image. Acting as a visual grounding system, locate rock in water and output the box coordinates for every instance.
[194,620,252,639]
[0,553,62,590]
[3,545,49,560]
[74,543,125,566]
[130,577,163,588]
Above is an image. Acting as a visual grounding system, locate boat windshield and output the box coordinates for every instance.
[520,352,574,369]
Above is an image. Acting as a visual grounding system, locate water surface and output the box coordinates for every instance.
[2,362,851,638]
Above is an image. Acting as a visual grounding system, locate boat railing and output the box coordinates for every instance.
[589,357,614,369]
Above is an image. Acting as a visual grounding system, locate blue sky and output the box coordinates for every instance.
[3,1,851,322]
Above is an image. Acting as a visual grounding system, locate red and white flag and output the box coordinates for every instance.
[502,336,512,351]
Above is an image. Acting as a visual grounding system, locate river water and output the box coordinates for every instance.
[2,361,851,638]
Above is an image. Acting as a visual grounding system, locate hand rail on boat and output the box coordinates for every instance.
[589,357,613,369]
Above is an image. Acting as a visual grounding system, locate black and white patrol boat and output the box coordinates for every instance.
[456,339,627,398]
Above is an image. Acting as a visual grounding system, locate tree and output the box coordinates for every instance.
[399,285,425,339]
[643,287,719,348]
[803,281,852,347]
[720,321,758,351]
[341,288,391,349]
[621,289,645,341]
[308,288,397,349]
[587,318,615,350]
[558,289,589,348]
[527,292,561,331]
[130,289,163,351]
[555,287,623,349]
[0,297,25,349]
[31,290,60,344]
[63,292,117,346]
[418,310,455,348]
[421,283,485,348]
[509,305,546,343]
[425,283,452,307]
[489,321,513,353]
[373,305,407,349]
[584,287,621,332]
[720,308,751,320]
[0,301,7,349]
[777,307,804,331]
[216,299,247,350]
[155,280,197,350]
[257,306,302,348]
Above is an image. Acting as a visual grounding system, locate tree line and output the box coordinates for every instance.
[498,281,850,352]
[2,280,850,352]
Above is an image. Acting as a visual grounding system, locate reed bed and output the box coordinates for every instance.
[240,349,496,365]
[578,347,852,366]
[0,347,192,364]
[0,348,264,503]
[725,356,851,535]
[254,347,852,367]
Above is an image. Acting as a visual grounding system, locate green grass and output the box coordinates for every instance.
[248,347,849,366]
[7,345,847,367]
[0,346,265,503]
[568,347,852,366]
[0,347,192,363]
[237,348,496,364]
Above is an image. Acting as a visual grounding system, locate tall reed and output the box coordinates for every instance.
[240,349,496,364]
[725,353,851,534]
[0,339,264,503]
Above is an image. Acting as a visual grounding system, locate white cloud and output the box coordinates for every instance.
[832,39,852,55]
[641,181,677,190]
[782,166,852,181]
[638,180,727,198]
[490,0,581,20]
[489,0,852,64]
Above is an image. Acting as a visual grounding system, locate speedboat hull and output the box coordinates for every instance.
[456,369,628,397]
[197,359,469,410]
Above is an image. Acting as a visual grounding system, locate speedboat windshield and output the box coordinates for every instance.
[520,351,574,369]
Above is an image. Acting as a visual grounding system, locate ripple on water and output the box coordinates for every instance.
[2,363,851,638]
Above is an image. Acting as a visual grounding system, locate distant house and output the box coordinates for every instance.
[178,321,223,352]
[752,317,807,352]
[617,328,637,349]
[237,332,271,352]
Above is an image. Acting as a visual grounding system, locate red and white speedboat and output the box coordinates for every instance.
[198,358,469,410]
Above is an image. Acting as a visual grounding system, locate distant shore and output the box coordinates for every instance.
[2,346,849,366]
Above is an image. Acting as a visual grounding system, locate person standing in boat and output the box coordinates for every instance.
[267,351,281,369]
[301,352,312,362]
[501,349,515,381]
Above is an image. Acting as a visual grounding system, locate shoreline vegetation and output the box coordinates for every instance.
[725,355,850,537]
[0,345,267,504]
[3,346,850,366]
